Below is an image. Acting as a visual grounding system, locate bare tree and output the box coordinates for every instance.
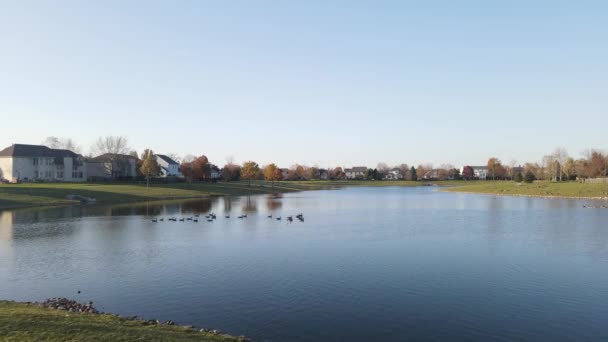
[42,136,81,153]
[167,153,181,164]
[182,154,196,163]
[543,154,559,181]
[91,136,131,178]
[508,160,518,180]
[377,162,390,179]
[552,148,568,181]
[398,163,409,180]
[91,136,130,156]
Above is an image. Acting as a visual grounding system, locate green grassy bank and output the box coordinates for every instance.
[0,301,240,342]
[443,181,608,199]
[0,180,427,210]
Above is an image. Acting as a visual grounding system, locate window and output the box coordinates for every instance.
[57,171,64,178]
[33,158,38,165]
[34,171,39,178]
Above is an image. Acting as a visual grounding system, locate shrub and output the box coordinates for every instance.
[514,172,523,183]
[524,171,536,183]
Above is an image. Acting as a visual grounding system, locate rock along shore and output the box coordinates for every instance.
[32,298,251,341]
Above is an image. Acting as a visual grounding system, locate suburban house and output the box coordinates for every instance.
[211,165,221,180]
[344,167,367,179]
[384,168,403,180]
[460,165,488,180]
[280,168,289,180]
[156,154,182,178]
[0,144,87,183]
[87,153,138,180]
[318,169,329,180]
[422,169,440,180]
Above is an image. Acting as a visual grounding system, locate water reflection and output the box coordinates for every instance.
[241,196,257,213]
[266,194,283,211]
[2,188,608,342]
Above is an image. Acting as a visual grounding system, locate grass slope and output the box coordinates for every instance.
[443,181,608,199]
[0,301,239,342]
[0,180,426,210]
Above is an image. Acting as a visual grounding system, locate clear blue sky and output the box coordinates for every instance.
[1,1,606,168]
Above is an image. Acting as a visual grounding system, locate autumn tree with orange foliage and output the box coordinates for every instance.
[181,155,210,183]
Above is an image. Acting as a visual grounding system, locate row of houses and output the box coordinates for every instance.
[343,166,493,180]
[0,144,183,183]
[0,143,501,183]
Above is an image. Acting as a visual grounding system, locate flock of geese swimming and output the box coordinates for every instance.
[151,213,305,223]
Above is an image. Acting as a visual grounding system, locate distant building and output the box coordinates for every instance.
[344,167,367,179]
[384,168,403,180]
[422,169,440,180]
[318,169,329,180]
[87,153,138,180]
[211,165,221,180]
[460,165,488,180]
[156,154,182,178]
[0,144,86,183]
[280,168,289,180]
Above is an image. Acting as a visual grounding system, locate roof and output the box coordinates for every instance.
[91,153,137,162]
[0,144,80,158]
[156,154,179,165]
[345,167,367,172]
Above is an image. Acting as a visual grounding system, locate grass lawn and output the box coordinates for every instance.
[0,180,431,210]
[0,301,240,342]
[443,181,608,199]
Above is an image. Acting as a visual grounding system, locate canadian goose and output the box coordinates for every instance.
[225,215,230,218]
[179,218,185,222]
[151,219,158,223]
[276,217,281,221]
[267,214,272,218]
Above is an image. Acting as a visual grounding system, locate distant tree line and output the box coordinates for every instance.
[34,136,607,185]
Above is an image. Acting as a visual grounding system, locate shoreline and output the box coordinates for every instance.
[441,188,608,201]
[0,194,214,212]
[3,181,607,212]
[0,298,248,341]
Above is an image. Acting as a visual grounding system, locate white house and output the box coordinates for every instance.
[0,144,87,183]
[460,165,488,180]
[344,167,367,179]
[156,154,182,178]
[384,168,403,180]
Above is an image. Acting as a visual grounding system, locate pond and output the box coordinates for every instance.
[2,187,608,341]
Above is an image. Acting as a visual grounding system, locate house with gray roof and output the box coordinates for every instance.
[0,144,86,183]
[87,153,138,180]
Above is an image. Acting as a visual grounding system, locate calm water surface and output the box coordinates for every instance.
[2,187,608,341]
